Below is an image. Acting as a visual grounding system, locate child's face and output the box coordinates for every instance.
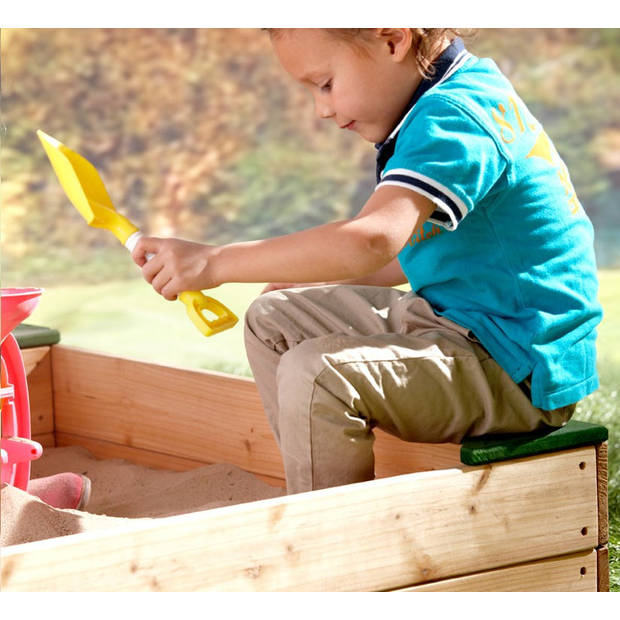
[271,29,421,144]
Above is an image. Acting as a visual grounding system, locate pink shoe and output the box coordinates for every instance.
[27,472,92,510]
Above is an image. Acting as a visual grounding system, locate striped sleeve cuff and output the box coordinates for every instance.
[376,168,469,231]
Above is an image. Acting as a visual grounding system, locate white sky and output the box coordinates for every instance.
[1,1,617,28]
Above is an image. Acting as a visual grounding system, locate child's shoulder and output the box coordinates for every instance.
[437,54,513,96]
[402,55,525,150]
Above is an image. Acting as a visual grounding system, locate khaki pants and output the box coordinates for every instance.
[244,285,574,494]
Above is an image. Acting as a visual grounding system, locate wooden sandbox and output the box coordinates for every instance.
[1,329,609,592]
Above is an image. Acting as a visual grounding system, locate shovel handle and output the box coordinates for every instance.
[178,291,238,337]
[125,232,238,337]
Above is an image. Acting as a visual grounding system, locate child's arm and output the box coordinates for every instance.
[132,186,432,300]
[261,256,407,294]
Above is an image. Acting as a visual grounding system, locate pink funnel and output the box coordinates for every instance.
[1,287,43,341]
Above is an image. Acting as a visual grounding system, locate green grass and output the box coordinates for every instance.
[24,269,620,589]
[575,269,620,591]
[28,276,262,376]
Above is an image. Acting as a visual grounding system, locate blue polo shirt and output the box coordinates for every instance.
[376,39,602,410]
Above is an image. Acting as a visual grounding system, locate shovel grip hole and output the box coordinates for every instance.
[581,527,588,536]
[199,308,219,322]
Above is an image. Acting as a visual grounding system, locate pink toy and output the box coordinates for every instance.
[1,287,44,489]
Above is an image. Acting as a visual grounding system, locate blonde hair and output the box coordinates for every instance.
[265,28,469,79]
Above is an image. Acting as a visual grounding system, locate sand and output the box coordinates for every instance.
[1,446,285,547]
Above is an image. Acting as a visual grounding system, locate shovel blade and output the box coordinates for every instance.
[37,130,138,244]
[37,130,117,227]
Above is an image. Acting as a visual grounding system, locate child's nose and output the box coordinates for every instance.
[314,98,334,119]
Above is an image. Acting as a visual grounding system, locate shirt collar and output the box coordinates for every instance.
[375,37,470,180]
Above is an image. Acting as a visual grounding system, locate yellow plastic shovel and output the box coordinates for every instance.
[37,130,238,337]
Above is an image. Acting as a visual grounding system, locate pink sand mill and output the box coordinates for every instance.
[1,287,44,489]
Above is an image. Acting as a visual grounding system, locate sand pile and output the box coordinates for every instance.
[1,446,285,547]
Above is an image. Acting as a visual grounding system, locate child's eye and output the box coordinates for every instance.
[320,80,332,92]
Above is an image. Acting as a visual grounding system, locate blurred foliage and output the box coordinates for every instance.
[1,28,619,285]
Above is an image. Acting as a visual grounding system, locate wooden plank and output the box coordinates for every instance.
[55,432,285,488]
[55,432,211,471]
[24,347,54,436]
[596,442,608,546]
[50,346,466,480]
[400,550,597,591]
[374,434,461,477]
[2,447,598,592]
[22,347,50,376]
[32,433,55,448]
[51,346,285,480]
[48,347,295,476]
[597,545,609,592]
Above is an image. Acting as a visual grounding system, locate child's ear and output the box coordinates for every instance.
[377,28,413,62]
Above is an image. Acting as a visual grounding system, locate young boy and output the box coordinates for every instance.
[132,29,602,494]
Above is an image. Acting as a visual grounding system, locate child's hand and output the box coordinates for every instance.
[131,236,218,300]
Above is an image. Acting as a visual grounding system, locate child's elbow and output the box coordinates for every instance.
[360,230,399,271]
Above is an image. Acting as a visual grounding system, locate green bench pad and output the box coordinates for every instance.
[13,323,61,349]
[460,419,608,465]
